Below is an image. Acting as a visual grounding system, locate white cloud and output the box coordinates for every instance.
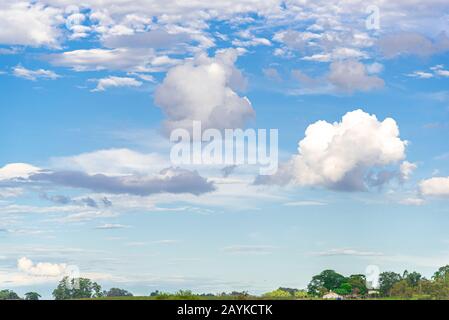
[232,30,272,47]
[327,60,384,93]
[292,110,406,190]
[301,53,331,62]
[0,163,40,180]
[400,161,417,181]
[12,65,60,81]
[50,148,167,175]
[17,257,68,277]
[154,48,254,132]
[49,48,174,72]
[399,197,425,206]
[283,201,326,206]
[0,2,62,47]
[95,223,129,229]
[419,177,449,197]
[257,110,408,191]
[406,65,449,79]
[312,248,384,257]
[91,76,142,92]
[435,69,449,77]
[366,62,384,74]
[406,71,434,79]
[302,48,368,62]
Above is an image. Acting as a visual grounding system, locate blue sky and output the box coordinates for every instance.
[0,1,449,298]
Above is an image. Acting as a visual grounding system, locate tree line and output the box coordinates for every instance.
[3,265,449,300]
[305,265,449,299]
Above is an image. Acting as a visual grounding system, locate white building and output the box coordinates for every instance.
[322,291,343,300]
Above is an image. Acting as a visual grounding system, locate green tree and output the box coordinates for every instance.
[390,280,415,298]
[379,272,402,296]
[104,288,133,297]
[307,270,346,296]
[0,289,21,300]
[347,274,367,295]
[403,271,422,287]
[334,282,352,296]
[433,265,449,281]
[421,278,449,299]
[24,292,41,300]
[53,277,103,300]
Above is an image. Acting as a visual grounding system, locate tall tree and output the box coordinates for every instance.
[53,277,103,300]
[307,270,346,296]
[347,274,368,295]
[25,292,41,300]
[433,265,449,281]
[0,289,21,300]
[379,272,402,296]
[403,271,422,287]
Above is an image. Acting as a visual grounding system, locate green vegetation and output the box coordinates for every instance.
[53,277,103,300]
[0,289,21,300]
[24,292,41,300]
[4,265,449,300]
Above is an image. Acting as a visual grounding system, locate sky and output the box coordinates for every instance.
[0,0,449,299]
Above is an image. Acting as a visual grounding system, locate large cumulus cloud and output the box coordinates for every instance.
[154,48,255,132]
[257,109,409,191]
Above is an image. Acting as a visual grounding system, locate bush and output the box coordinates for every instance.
[263,289,292,299]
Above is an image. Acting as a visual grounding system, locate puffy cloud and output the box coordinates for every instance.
[154,48,254,132]
[327,60,384,93]
[0,163,40,180]
[12,65,60,81]
[419,177,449,197]
[0,2,62,47]
[257,110,408,191]
[29,167,215,196]
[17,257,67,277]
[91,76,142,92]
